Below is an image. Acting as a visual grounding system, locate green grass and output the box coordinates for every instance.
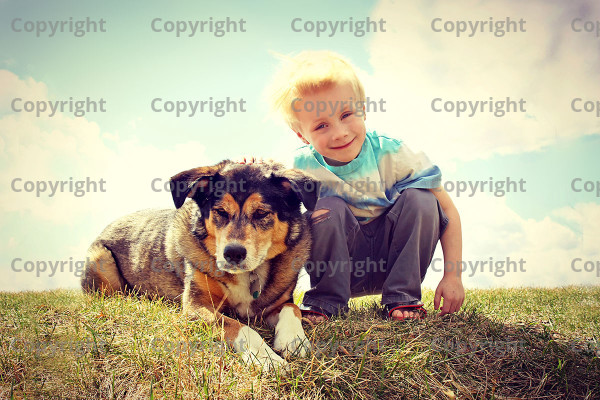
[1,286,599,399]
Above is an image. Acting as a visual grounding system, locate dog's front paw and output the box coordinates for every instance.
[240,346,288,373]
[273,328,311,358]
[273,305,311,358]
[233,326,289,373]
[273,308,311,358]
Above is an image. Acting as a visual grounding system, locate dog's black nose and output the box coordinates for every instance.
[224,245,247,264]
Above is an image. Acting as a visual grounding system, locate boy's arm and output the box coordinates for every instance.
[429,187,465,316]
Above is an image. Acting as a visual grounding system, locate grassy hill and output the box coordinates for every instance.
[1,286,599,399]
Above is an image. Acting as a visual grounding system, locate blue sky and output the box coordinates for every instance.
[1,0,599,292]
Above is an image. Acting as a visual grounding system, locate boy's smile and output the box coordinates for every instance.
[330,137,356,150]
[293,82,366,166]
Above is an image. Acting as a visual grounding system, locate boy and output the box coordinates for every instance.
[248,50,464,322]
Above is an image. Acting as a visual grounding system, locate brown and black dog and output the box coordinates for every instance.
[81,160,319,370]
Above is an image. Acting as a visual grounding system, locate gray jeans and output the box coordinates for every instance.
[302,188,449,315]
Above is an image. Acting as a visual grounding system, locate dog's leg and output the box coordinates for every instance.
[229,320,289,372]
[81,244,126,294]
[266,303,310,358]
[183,302,288,372]
[182,274,287,372]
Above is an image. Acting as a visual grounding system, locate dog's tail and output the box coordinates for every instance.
[81,243,127,295]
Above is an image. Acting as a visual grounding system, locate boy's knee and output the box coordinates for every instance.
[311,197,350,225]
[401,188,437,212]
[395,189,441,227]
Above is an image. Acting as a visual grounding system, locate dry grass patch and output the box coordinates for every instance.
[1,286,598,399]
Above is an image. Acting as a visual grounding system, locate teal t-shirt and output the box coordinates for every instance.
[293,131,442,224]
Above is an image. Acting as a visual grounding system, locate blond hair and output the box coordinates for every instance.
[266,50,365,132]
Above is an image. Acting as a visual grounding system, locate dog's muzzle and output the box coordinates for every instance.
[221,244,248,272]
[224,244,246,264]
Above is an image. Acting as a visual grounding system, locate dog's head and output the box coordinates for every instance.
[169,160,319,274]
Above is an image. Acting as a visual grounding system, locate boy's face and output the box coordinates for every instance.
[293,82,366,166]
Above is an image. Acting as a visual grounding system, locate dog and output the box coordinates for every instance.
[81,160,319,370]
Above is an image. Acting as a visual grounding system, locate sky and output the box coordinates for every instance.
[0,0,599,293]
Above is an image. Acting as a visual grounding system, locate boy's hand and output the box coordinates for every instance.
[234,156,274,164]
[434,276,464,316]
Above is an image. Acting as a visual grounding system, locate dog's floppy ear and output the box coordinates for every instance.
[169,160,230,209]
[271,168,320,211]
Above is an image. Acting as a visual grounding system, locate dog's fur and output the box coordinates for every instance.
[81,160,319,369]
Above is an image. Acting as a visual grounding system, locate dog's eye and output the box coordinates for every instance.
[253,210,270,220]
[214,208,229,219]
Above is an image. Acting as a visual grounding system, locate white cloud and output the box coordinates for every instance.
[552,202,600,257]
[422,195,600,289]
[363,0,600,165]
[0,70,213,291]
[0,70,209,225]
[0,70,47,113]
